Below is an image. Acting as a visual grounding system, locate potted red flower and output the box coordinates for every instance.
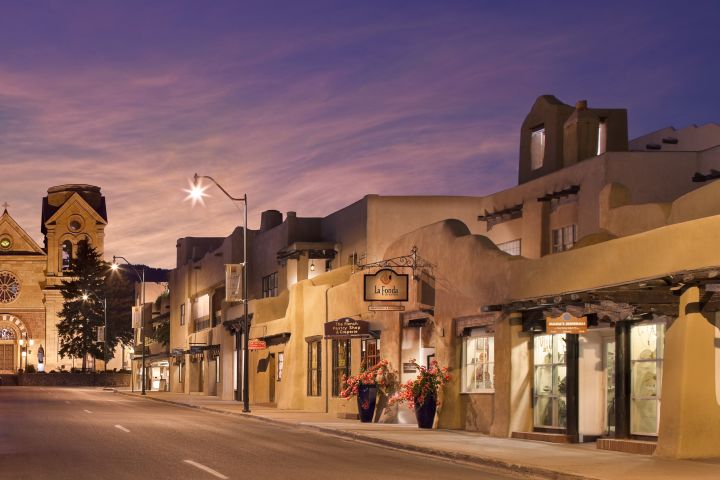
[340,360,394,422]
[389,359,450,428]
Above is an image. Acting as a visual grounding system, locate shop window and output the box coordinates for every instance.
[361,338,380,369]
[178,362,184,383]
[307,341,321,396]
[530,126,546,170]
[332,339,351,397]
[262,272,278,298]
[631,322,664,436]
[192,294,210,332]
[179,304,185,326]
[462,333,495,393]
[551,225,577,253]
[533,334,567,429]
[277,352,284,381]
[604,338,616,435]
[497,239,521,256]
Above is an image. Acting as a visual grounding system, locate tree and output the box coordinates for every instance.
[56,241,106,372]
[104,271,134,362]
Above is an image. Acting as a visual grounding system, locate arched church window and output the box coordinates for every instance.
[61,241,72,272]
[0,327,15,340]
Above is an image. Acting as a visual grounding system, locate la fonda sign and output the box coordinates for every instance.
[364,268,408,302]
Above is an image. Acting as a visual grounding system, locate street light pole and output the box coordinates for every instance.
[190,173,250,412]
[112,256,146,395]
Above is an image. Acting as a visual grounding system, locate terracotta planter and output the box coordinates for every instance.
[357,384,378,422]
[414,394,437,429]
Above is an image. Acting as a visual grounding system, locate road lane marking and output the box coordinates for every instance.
[65,401,71,404]
[114,424,130,433]
[83,409,92,414]
[183,460,228,479]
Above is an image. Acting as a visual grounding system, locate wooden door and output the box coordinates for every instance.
[0,344,14,371]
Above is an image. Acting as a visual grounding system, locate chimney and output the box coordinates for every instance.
[575,100,588,110]
[260,210,283,231]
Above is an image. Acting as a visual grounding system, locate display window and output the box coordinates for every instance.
[630,322,664,436]
[533,334,567,429]
[462,334,494,392]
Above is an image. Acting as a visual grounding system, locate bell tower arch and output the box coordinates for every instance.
[41,185,108,277]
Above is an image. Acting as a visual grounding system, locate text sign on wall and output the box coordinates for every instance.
[248,339,267,351]
[364,268,409,302]
[546,313,588,334]
[324,318,369,339]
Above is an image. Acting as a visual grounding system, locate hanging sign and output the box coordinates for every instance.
[546,312,588,334]
[248,339,267,350]
[324,318,369,339]
[226,264,244,302]
[132,306,142,328]
[364,268,409,302]
[97,326,105,343]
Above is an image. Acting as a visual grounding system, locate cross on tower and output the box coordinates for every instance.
[1,202,8,211]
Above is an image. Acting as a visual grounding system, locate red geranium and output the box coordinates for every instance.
[388,359,450,410]
[340,359,394,400]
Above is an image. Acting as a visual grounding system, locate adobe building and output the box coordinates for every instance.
[0,184,127,372]
[166,95,720,459]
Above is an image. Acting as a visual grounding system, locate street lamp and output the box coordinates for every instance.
[18,333,34,371]
[112,256,146,395]
[187,173,250,412]
[82,291,108,371]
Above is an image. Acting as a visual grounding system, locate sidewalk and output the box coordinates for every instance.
[114,390,720,480]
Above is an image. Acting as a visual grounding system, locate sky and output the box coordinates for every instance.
[0,0,718,268]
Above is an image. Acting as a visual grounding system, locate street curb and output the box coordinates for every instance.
[113,390,595,480]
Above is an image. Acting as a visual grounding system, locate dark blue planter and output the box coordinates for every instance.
[414,394,437,429]
[357,384,378,422]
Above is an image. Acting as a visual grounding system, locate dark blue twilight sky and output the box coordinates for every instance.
[0,1,717,267]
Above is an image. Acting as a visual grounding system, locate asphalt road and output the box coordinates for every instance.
[0,387,533,480]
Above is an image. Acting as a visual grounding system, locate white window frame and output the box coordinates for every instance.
[497,239,521,256]
[277,352,284,382]
[551,224,577,253]
[215,354,221,384]
[530,126,546,170]
[462,330,495,393]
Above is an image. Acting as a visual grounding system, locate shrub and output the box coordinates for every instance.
[25,364,36,373]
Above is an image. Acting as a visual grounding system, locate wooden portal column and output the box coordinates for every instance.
[614,321,632,439]
[566,334,580,440]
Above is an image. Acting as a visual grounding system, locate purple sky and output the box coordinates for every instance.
[1,1,718,268]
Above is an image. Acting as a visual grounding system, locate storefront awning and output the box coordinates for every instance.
[487,266,720,321]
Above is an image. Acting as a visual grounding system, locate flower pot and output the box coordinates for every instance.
[414,394,437,429]
[357,384,378,422]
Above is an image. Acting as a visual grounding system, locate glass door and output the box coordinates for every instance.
[534,334,567,429]
[630,323,664,436]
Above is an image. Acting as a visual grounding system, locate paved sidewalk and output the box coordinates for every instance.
[114,390,720,480]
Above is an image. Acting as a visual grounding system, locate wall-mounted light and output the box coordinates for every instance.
[310,260,315,272]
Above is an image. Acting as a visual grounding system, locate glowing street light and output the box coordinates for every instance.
[187,173,250,412]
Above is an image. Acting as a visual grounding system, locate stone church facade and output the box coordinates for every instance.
[0,184,108,372]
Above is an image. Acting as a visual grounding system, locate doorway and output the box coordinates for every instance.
[268,353,276,404]
[0,344,13,371]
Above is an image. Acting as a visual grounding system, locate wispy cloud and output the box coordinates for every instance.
[0,1,716,267]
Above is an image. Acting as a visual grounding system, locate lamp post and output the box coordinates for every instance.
[188,173,250,412]
[112,257,146,395]
[82,291,107,371]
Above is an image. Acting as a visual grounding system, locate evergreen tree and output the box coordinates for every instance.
[56,241,107,372]
[104,270,134,362]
